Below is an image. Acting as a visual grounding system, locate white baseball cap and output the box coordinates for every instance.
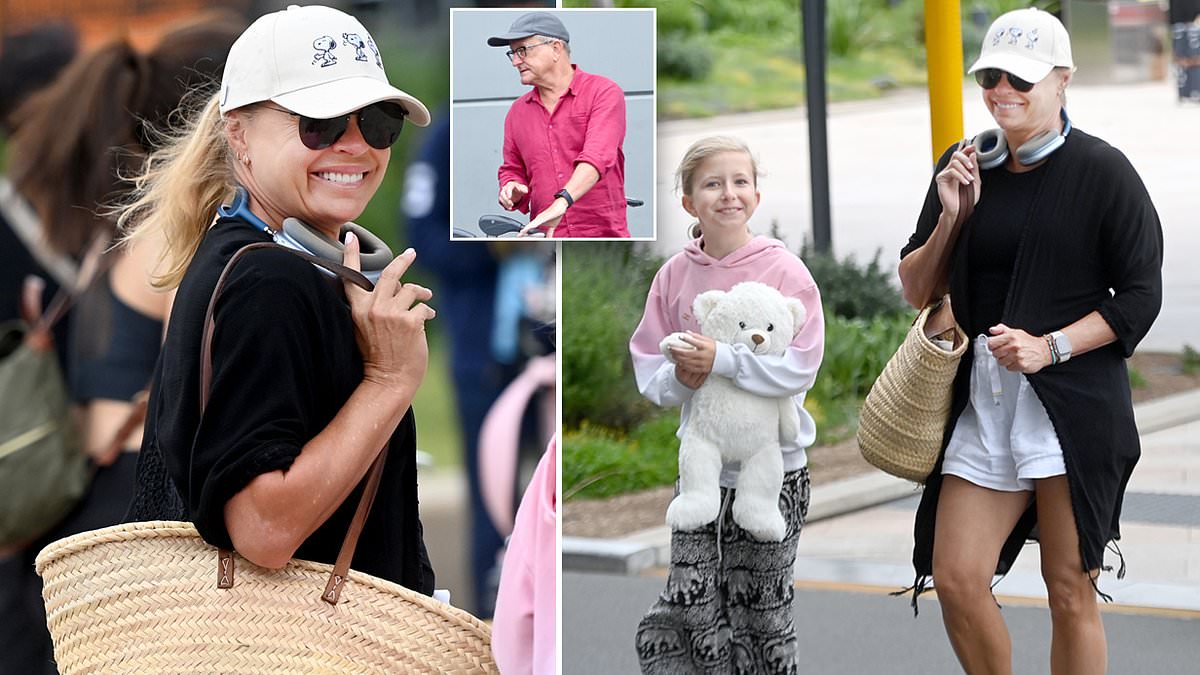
[967,8,1074,85]
[218,4,430,126]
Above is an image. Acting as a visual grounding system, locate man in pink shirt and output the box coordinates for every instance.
[488,12,630,238]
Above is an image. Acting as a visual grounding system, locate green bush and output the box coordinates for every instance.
[562,242,664,430]
[802,247,907,321]
[1129,367,1147,389]
[812,312,912,403]
[828,0,897,58]
[658,31,715,80]
[1183,345,1200,376]
[624,0,706,35]
[563,414,681,500]
[700,0,796,35]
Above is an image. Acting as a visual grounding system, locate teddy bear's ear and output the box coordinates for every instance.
[787,298,807,336]
[693,290,725,324]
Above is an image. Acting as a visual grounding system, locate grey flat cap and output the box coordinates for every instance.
[486,12,569,47]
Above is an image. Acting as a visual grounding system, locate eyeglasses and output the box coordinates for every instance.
[505,40,554,63]
[974,68,1036,93]
[264,102,407,150]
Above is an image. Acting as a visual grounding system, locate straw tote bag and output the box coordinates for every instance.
[36,243,497,674]
[857,179,973,483]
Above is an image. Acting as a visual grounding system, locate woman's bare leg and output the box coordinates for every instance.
[1035,475,1107,675]
[933,476,1033,674]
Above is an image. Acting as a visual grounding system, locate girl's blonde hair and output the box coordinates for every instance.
[117,93,236,289]
[674,136,760,239]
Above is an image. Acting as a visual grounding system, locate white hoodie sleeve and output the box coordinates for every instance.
[709,282,824,398]
[629,274,694,408]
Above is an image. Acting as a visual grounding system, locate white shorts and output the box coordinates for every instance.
[942,335,1066,492]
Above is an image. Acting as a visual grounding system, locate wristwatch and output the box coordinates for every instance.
[1048,330,1072,364]
[553,188,575,207]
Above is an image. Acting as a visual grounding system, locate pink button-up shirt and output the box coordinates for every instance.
[498,65,629,238]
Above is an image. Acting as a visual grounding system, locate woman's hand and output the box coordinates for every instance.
[669,331,716,375]
[935,142,982,219]
[342,232,436,393]
[987,323,1052,373]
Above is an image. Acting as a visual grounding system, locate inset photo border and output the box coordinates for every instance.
[449,8,656,240]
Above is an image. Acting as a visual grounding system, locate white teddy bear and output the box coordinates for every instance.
[659,281,807,542]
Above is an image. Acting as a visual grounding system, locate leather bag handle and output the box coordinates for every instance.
[201,241,386,604]
[922,150,977,310]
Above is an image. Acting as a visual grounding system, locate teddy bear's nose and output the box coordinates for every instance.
[752,334,764,345]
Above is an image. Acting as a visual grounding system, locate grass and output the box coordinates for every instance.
[658,40,927,119]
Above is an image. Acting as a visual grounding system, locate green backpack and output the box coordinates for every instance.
[0,207,109,549]
[0,318,90,548]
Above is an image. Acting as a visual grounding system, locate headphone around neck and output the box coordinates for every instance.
[217,187,393,284]
[973,108,1072,170]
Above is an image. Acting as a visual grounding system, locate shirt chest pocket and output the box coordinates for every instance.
[550,113,588,153]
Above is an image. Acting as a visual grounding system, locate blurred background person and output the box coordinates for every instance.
[404,102,555,617]
[492,435,558,675]
[0,13,242,674]
[0,22,77,136]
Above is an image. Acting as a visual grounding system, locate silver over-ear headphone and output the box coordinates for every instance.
[218,187,394,284]
[973,109,1072,170]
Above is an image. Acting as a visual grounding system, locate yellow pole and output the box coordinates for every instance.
[925,0,964,165]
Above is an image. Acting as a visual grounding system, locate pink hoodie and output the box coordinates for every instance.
[629,236,825,486]
[492,437,558,675]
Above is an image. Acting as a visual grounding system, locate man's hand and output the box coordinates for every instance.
[498,181,529,211]
[518,197,567,237]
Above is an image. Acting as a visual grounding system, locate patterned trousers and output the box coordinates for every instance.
[635,468,811,674]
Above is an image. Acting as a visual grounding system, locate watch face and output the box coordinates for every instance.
[1053,332,1072,356]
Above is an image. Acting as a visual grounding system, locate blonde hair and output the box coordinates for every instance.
[117,94,236,289]
[674,136,760,239]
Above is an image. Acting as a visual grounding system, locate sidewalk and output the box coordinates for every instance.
[564,388,1200,612]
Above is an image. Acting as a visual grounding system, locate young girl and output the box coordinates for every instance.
[630,137,825,674]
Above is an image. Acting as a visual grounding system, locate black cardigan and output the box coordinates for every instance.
[129,218,435,594]
[900,127,1163,601]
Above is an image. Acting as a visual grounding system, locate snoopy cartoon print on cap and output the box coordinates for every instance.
[366,36,382,68]
[343,33,368,62]
[313,36,337,66]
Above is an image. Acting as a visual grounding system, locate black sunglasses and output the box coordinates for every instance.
[974,68,1036,93]
[266,102,408,150]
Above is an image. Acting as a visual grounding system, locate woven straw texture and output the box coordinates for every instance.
[857,307,968,483]
[35,521,497,674]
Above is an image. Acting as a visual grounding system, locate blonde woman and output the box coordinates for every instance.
[899,9,1162,673]
[122,5,437,592]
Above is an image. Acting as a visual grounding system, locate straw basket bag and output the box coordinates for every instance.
[857,303,968,482]
[36,244,497,674]
[35,521,495,673]
[856,176,974,483]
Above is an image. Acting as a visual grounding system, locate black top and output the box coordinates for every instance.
[901,128,1163,594]
[69,280,162,403]
[963,165,1040,337]
[128,216,434,594]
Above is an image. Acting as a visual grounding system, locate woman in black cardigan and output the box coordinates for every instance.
[898,9,1162,674]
